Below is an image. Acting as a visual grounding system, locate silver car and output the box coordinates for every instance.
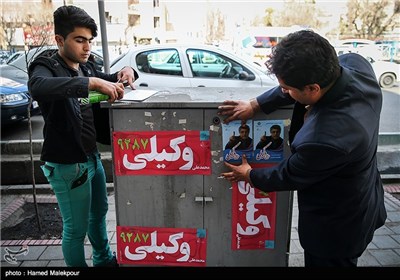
[110,44,278,88]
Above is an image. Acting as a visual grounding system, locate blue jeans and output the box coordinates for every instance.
[41,152,113,267]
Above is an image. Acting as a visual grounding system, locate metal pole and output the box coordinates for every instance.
[97,0,110,73]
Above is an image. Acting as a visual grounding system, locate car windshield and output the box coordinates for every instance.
[110,51,129,68]
[7,47,58,71]
[5,52,24,64]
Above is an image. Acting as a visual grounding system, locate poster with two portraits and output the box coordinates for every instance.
[222,119,284,251]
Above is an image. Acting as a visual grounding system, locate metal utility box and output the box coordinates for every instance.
[103,87,293,266]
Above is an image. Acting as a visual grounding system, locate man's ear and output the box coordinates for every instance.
[305,84,320,94]
[55,35,64,48]
[305,84,321,99]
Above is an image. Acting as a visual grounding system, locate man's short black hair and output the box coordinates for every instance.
[53,5,98,38]
[270,124,281,132]
[265,30,340,90]
[238,124,250,132]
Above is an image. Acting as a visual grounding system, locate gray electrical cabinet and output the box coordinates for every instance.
[103,87,293,266]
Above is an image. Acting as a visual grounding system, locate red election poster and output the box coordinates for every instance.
[113,131,211,175]
[117,226,207,267]
[231,165,277,250]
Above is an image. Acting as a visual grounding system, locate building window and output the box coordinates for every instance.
[154,17,160,28]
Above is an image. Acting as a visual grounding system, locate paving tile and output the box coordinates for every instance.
[392,234,400,244]
[0,261,21,267]
[84,244,92,259]
[369,249,400,266]
[372,235,400,249]
[366,242,378,249]
[290,228,299,240]
[394,248,400,256]
[86,259,93,267]
[107,220,117,231]
[47,260,66,267]
[387,212,400,222]
[358,250,381,267]
[110,244,117,254]
[0,245,46,261]
[289,239,303,254]
[288,253,304,267]
[291,216,298,227]
[110,231,117,244]
[20,260,50,267]
[374,224,395,235]
[107,231,115,244]
[39,246,64,260]
[106,210,116,221]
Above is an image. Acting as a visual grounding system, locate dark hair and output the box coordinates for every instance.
[238,124,250,132]
[265,30,340,90]
[53,5,98,38]
[270,124,281,132]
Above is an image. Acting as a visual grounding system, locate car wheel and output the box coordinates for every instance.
[379,73,396,88]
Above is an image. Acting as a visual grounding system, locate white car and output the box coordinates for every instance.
[336,48,399,88]
[110,44,278,88]
[366,56,400,88]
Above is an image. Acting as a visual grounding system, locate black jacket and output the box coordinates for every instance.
[250,53,387,258]
[28,53,137,163]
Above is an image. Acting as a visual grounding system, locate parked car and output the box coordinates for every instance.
[336,48,399,88]
[0,77,40,126]
[110,44,278,88]
[337,38,375,49]
[4,51,24,64]
[0,50,11,64]
[0,46,104,85]
[366,56,400,88]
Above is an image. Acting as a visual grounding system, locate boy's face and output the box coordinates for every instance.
[56,27,94,68]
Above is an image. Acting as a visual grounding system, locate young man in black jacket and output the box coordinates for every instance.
[28,5,138,267]
[218,30,387,267]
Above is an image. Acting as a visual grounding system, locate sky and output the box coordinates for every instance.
[43,0,349,27]
[2,0,356,47]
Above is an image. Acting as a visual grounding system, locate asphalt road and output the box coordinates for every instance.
[1,86,399,142]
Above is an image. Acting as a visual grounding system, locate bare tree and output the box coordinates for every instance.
[340,0,400,40]
[3,1,56,232]
[262,8,275,27]
[274,0,324,29]
[22,2,55,232]
[205,9,225,45]
[1,1,54,50]
[0,2,24,50]
[23,3,54,48]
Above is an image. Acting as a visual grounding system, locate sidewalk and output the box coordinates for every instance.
[1,187,400,267]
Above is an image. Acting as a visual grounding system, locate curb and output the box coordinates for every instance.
[1,183,116,195]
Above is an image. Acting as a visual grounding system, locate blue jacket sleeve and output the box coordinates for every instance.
[256,86,295,114]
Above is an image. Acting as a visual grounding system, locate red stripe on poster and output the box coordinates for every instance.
[113,131,211,175]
